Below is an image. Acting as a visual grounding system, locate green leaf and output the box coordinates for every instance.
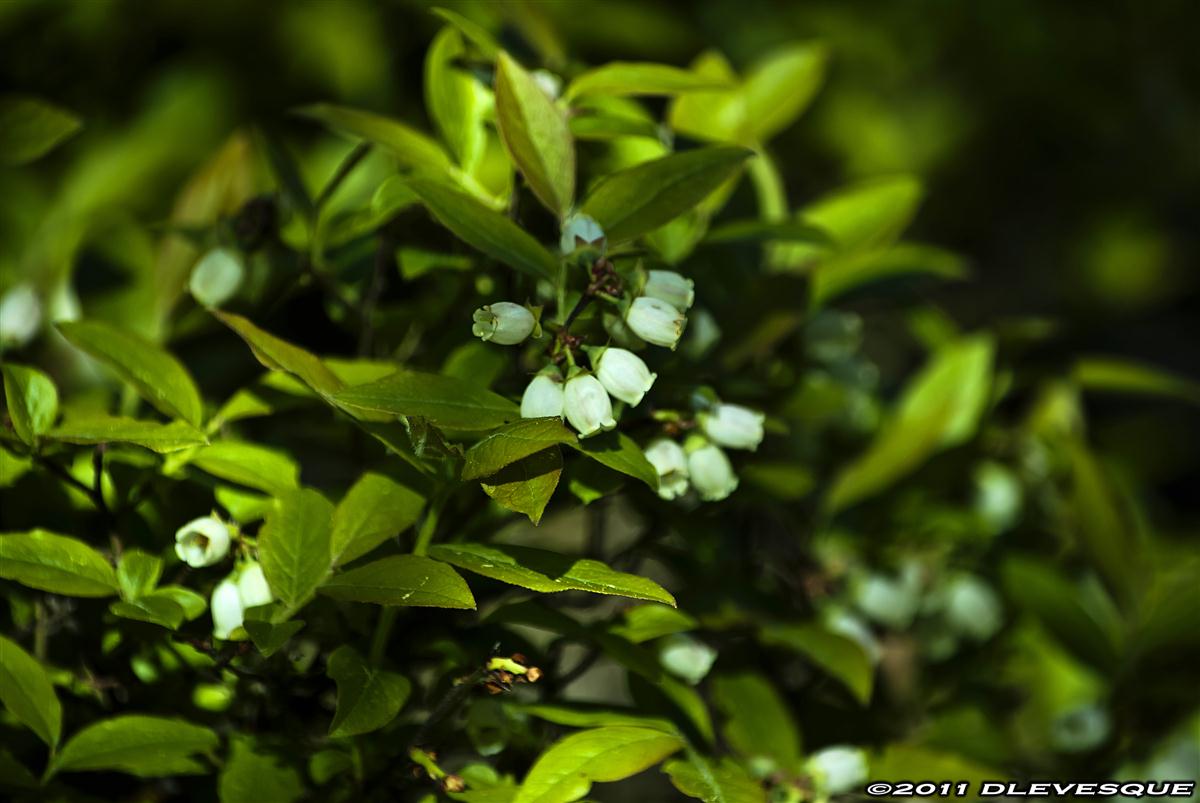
[50,715,218,778]
[333,369,519,431]
[443,340,507,387]
[116,549,163,600]
[242,615,305,658]
[430,7,501,60]
[463,418,577,480]
[48,416,208,454]
[610,604,698,643]
[799,175,924,253]
[294,103,452,172]
[1,364,58,447]
[513,726,684,803]
[742,43,828,142]
[212,311,344,397]
[0,634,62,747]
[319,555,475,608]
[759,623,874,705]
[827,335,994,512]
[580,147,752,244]
[331,473,425,565]
[57,320,204,426]
[566,62,733,100]
[429,543,676,605]
[480,447,562,525]
[711,672,801,772]
[667,51,745,144]
[188,441,300,496]
[406,178,559,282]
[495,52,575,217]
[567,431,659,489]
[150,586,206,620]
[110,596,186,630]
[0,529,118,597]
[704,218,830,245]
[219,735,304,803]
[1072,356,1200,406]
[569,110,662,141]
[258,488,334,612]
[811,243,968,308]
[512,703,678,734]
[664,753,767,803]
[326,645,412,737]
[426,27,487,170]
[0,95,81,165]
[871,744,1002,795]
[1066,443,1145,604]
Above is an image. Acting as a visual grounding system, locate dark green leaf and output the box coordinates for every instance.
[1072,356,1200,406]
[811,243,968,308]
[50,715,218,778]
[463,418,576,480]
[566,62,732,100]
[495,52,575,217]
[513,726,684,803]
[711,672,801,771]
[0,634,62,747]
[664,753,767,803]
[212,311,344,397]
[0,529,118,597]
[480,447,562,524]
[704,218,830,245]
[759,623,874,705]
[429,543,676,605]
[258,488,334,612]
[0,95,81,165]
[219,735,304,803]
[57,320,204,426]
[48,416,207,454]
[331,473,425,565]
[326,645,412,737]
[242,615,305,658]
[580,147,752,243]
[319,555,475,608]
[333,369,519,431]
[406,178,559,281]
[2,363,58,446]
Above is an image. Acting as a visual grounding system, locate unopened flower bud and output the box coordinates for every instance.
[563,374,616,437]
[521,371,565,419]
[472,302,535,345]
[560,213,605,253]
[643,438,689,500]
[687,443,738,501]
[211,575,244,640]
[625,296,685,349]
[0,283,42,348]
[643,270,694,311]
[189,248,245,308]
[806,746,868,796]
[700,403,765,451]
[595,347,656,406]
[175,516,232,568]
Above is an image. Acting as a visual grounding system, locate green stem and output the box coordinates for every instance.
[412,495,443,556]
[369,608,398,666]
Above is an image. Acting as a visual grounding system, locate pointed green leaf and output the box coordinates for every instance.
[759,623,874,705]
[295,103,452,172]
[188,441,300,496]
[800,176,924,253]
[463,418,576,480]
[258,488,334,611]
[568,430,659,489]
[566,62,733,100]
[480,447,562,524]
[2,363,58,447]
[406,178,559,282]
[212,311,344,397]
[50,715,217,778]
[0,529,118,597]
[430,543,675,606]
[426,27,487,169]
[711,672,801,772]
[48,416,207,454]
[0,634,62,747]
[512,703,678,734]
[109,596,186,630]
[219,735,304,803]
[742,43,828,142]
[430,7,500,60]
[513,726,684,803]
[57,321,203,426]
[1072,356,1200,406]
[828,335,993,512]
[610,604,697,644]
[664,753,767,803]
[811,243,968,308]
[580,147,752,244]
[116,549,163,600]
[242,613,305,658]
[319,555,475,608]
[0,95,81,165]
[331,473,425,565]
[668,51,745,144]
[333,369,519,431]
[495,51,575,217]
[149,586,206,620]
[326,645,412,737]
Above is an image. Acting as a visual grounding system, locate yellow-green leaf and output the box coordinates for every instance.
[495,52,575,217]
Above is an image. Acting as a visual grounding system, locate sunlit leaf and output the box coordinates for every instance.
[0,529,118,597]
[513,726,684,803]
[759,622,874,705]
[479,447,562,524]
[0,634,62,747]
[50,715,218,778]
[331,472,425,565]
[664,753,766,803]
[566,62,732,100]
[49,416,207,454]
[1,363,58,447]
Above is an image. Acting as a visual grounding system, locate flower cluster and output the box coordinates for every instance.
[174,515,273,639]
[643,401,765,502]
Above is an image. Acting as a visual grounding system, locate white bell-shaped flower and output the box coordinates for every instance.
[700,403,765,451]
[559,213,605,253]
[563,374,616,437]
[643,270,694,311]
[643,438,689,500]
[236,561,273,610]
[175,516,232,568]
[189,248,245,308]
[625,296,685,349]
[472,302,535,345]
[0,283,42,348]
[211,575,244,640]
[595,348,656,406]
[806,746,868,796]
[521,371,565,419]
[687,443,738,501]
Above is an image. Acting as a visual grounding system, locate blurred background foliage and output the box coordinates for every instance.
[2,0,1199,801]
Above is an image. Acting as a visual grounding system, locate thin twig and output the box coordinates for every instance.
[314,141,372,213]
